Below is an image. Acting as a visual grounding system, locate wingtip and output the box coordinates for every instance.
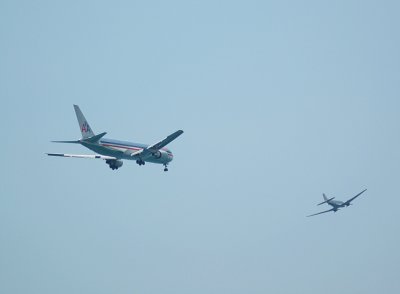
[47,153,62,157]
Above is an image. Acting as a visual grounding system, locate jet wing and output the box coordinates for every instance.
[130,130,184,158]
[343,189,367,206]
[47,153,117,160]
[147,130,184,151]
[307,208,336,217]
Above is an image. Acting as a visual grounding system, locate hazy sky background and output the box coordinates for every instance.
[1,1,400,293]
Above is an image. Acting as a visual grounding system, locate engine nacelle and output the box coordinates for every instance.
[114,160,123,168]
[152,151,172,162]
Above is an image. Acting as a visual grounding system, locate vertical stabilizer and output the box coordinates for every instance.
[323,193,328,201]
[73,105,95,139]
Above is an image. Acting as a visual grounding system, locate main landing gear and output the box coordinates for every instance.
[163,164,168,172]
[106,159,123,170]
[136,159,145,166]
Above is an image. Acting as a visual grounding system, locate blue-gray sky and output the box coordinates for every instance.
[1,1,400,293]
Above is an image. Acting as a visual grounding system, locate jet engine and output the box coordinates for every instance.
[152,151,171,162]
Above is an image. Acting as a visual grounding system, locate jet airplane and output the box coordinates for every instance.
[47,105,183,171]
[307,189,367,217]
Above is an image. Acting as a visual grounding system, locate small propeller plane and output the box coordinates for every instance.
[307,189,367,217]
[47,105,183,171]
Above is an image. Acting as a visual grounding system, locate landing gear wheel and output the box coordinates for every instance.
[163,164,168,172]
[106,159,123,170]
[136,159,145,166]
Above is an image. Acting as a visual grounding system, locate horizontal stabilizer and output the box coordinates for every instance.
[51,140,80,143]
[47,153,116,160]
[84,132,107,143]
[51,132,106,144]
[317,197,335,205]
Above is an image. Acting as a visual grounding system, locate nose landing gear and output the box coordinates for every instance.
[136,159,169,172]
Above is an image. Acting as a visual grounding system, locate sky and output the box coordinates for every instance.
[1,0,400,293]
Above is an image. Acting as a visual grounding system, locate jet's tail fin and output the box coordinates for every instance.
[74,105,95,139]
[323,193,328,201]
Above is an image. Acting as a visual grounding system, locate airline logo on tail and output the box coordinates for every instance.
[81,121,92,134]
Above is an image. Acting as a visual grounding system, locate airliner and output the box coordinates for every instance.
[47,105,183,171]
[307,189,367,217]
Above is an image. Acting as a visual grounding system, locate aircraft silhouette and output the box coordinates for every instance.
[307,189,367,217]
